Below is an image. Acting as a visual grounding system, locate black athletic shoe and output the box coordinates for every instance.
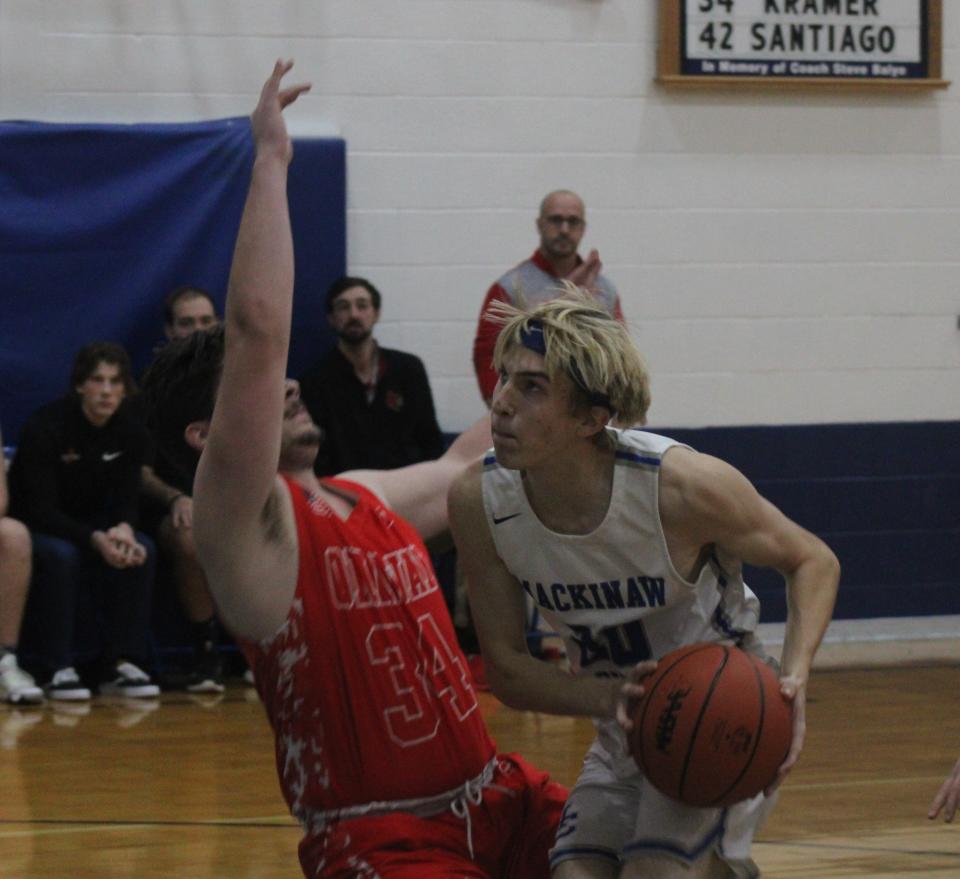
[186,651,225,695]
[46,666,92,702]
[100,661,160,699]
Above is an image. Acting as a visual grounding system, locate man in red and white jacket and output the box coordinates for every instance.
[472,190,623,404]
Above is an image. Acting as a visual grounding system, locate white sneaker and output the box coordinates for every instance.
[46,666,92,701]
[0,653,44,705]
[99,661,160,699]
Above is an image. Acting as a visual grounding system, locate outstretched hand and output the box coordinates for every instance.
[929,756,960,822]
[250,59,312,164]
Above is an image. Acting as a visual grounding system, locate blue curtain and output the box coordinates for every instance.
[0,118,346,443]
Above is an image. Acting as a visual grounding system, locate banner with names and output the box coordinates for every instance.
[680,0,928,80]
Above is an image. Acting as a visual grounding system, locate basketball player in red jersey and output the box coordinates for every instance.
[142,61,566,877]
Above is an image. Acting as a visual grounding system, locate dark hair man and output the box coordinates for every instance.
[10,342,159,700]
[163,286,218,340]
[141,286,225,692]
[298,274,444,476]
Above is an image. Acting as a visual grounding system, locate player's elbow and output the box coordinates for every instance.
[811,536,841,587]
[827,546,841,580]
[789,539,841,607]
[482,647,537,710]
[823,548,841,595]
[487,673,528,711]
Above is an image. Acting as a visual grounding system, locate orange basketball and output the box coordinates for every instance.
[629,642,793,808]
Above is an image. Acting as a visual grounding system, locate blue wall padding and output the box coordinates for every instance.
[667,421,960,623]
[0,118,346,444]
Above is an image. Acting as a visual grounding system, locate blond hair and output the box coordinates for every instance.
[491,282,651,425]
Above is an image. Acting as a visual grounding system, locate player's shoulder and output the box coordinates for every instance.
[454,453,486,487]
[661,443,733,483]
[658,444,699,488]
[449,455,485,510]
[659,446,753,519]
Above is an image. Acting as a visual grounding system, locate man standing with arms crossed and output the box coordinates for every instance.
[143,61,565,878]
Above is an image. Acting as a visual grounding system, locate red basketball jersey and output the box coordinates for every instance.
[242,475,495,823]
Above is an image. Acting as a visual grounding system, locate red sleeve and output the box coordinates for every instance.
[472,282,510,403]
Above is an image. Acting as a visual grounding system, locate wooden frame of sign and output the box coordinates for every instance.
[657,0,949,90]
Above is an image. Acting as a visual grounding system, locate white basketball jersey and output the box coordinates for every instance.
[481,427,764,771]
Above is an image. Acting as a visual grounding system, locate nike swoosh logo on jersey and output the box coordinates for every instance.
[492,512,521,525]
[102,451,124,462]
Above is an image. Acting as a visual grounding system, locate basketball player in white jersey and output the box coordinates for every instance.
[448,286,840,879]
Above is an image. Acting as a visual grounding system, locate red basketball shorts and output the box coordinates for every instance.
[298,753,567,878]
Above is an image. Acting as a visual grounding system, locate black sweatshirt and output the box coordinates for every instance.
[299,346,445,477]
[9,396,150,547]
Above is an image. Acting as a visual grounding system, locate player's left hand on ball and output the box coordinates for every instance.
[764,674,807,796]
[615,659,658,733]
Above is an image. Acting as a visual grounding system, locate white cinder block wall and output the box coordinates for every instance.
[2,0,959,432]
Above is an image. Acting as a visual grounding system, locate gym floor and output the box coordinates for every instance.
[1,663,959,877]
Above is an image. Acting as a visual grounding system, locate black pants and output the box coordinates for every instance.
[27,531,156,674]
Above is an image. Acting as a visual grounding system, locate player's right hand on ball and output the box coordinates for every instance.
[614,659,658,733]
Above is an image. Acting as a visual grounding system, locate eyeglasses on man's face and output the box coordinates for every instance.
[542,214,584,229]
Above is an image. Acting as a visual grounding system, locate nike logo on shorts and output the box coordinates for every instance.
[492,512,520,525]
[102,451,124,462]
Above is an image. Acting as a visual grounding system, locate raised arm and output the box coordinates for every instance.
[343,414,491,540]
[191,61,310,635]
[660,447,840,788]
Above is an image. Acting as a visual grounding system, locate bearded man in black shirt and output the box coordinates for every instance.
[298,276,445,476]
